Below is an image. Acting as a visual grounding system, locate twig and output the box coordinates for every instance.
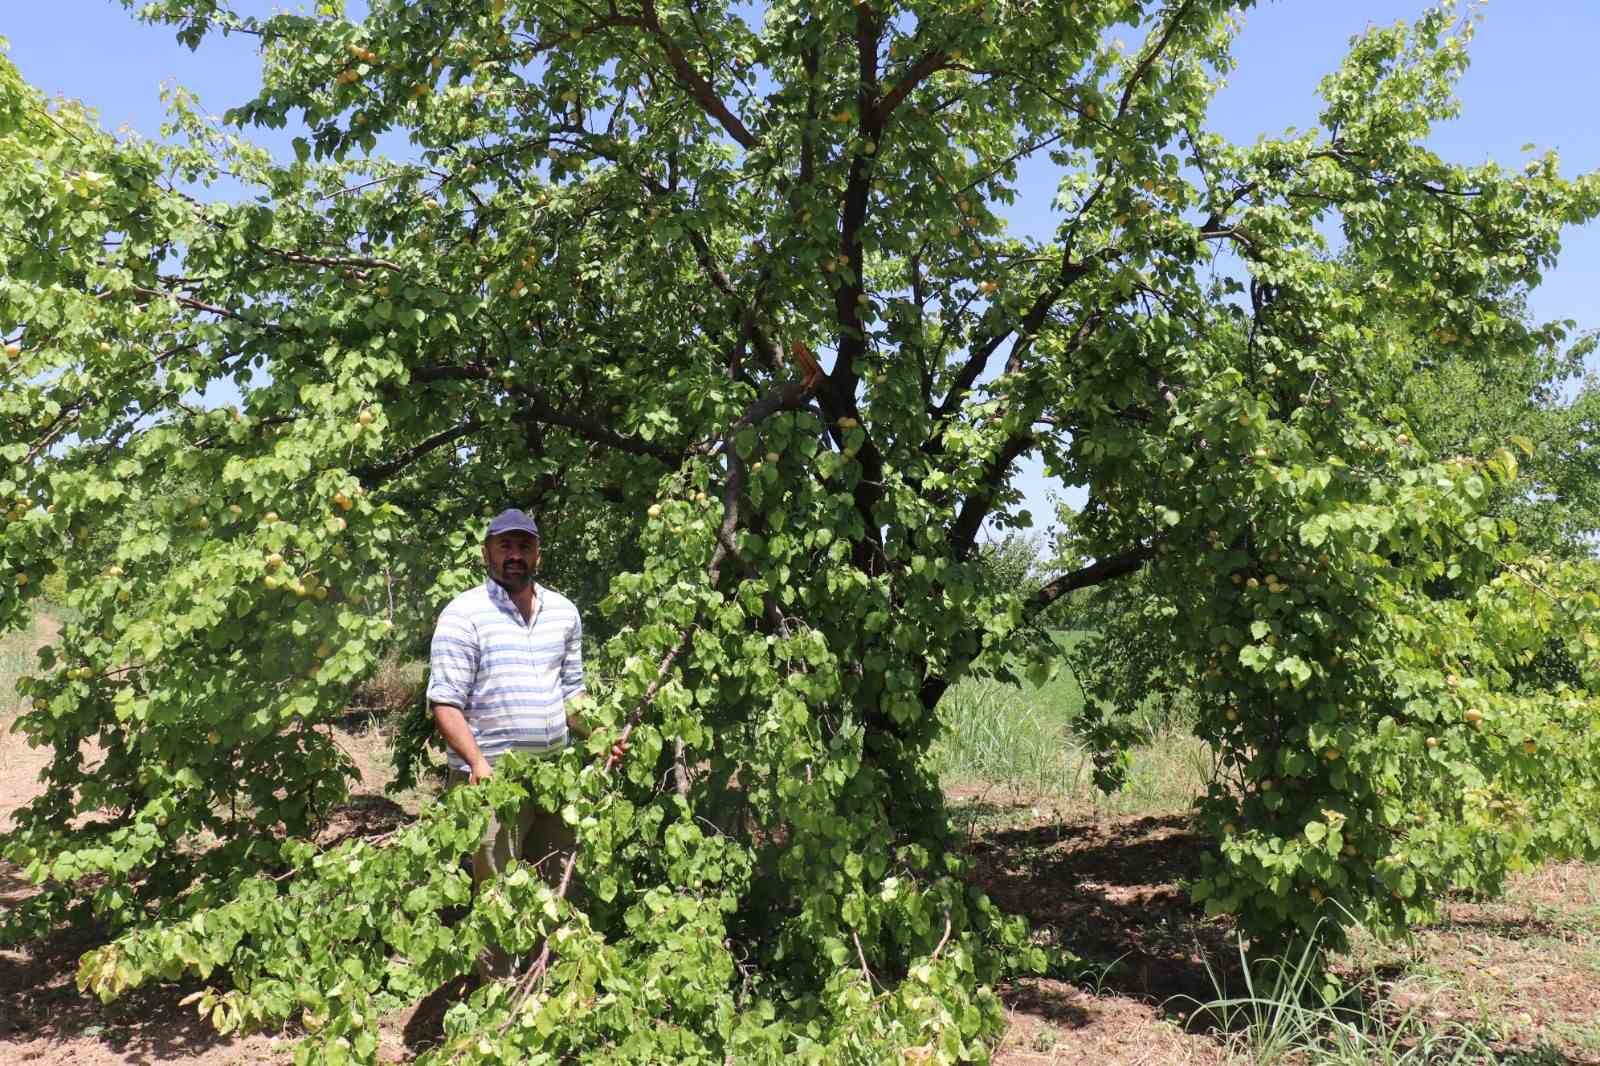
[852,931,878,989]
[930,914,953,961]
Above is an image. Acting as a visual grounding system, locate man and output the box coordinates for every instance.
[426,508,588,977]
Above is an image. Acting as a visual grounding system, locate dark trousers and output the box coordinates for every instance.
[449,771,576,978]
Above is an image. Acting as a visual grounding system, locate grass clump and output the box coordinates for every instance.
[0,635,31,715]
[1194,935,1497,1066]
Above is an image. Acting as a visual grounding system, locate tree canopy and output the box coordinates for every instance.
[3,1,1600,1062]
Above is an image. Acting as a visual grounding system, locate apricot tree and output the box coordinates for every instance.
[3,1,1599,1061]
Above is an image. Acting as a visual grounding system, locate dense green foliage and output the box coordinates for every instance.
[3,1,1599,1062]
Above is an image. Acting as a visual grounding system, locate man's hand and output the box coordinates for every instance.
[432,702,494,784]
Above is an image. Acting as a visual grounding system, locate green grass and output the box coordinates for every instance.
[0,641,30,710]
[929,674,1086,793]
[929,656,1212,816]
[2,612,57,783]
[1326,862,1600,1065]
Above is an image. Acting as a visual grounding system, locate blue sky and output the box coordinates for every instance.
[5,1,1597,532]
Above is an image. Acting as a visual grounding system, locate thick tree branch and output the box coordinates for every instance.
[872,48,948,126]
[1030,543,1157,612]
[267,249,403,274]
[935,255,1108,423]
[831,0,886,396]
[526,15,647,56]
[353,419,481,487]
[521,393,678,463]
[639,0,758,149]
[725,380,823,437]
[917,539,1155,714]
[405,363,680,462]
[948,431,1038,558]
[800,44,820,185]
[830,150,872,387]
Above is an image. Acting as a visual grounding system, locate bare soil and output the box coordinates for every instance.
[961,798,1235,1066]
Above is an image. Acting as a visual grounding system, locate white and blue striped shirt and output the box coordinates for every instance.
[426,579,585,770]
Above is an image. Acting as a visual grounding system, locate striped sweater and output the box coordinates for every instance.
[426,579,585,770]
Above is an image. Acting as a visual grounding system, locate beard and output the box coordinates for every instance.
[489,561,534,591]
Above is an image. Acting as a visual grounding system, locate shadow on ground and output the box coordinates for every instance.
[0,903,243,1064]
[0,791,414,1064]
[316,792,414,847]
[964,810,1240,1005]
[399,973,474,1056]
[964,808,1600,1066]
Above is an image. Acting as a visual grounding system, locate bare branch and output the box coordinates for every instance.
[130,286,279,329]
[931,914,953,960]
[852,931,879,989]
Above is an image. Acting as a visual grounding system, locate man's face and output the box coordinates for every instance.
[483,531,540,591]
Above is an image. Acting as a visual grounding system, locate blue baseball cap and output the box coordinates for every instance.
[485,508,540,539]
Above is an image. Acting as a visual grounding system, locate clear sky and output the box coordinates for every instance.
[5,1,1597,534]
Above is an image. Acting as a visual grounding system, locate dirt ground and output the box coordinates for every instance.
[962,796,1600,1066]
[4,641,1599,1064]
[0,686,426,1064]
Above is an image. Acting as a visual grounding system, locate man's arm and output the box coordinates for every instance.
[560,609,588,739]
[427,604,483,779]
[432,702,493,783]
